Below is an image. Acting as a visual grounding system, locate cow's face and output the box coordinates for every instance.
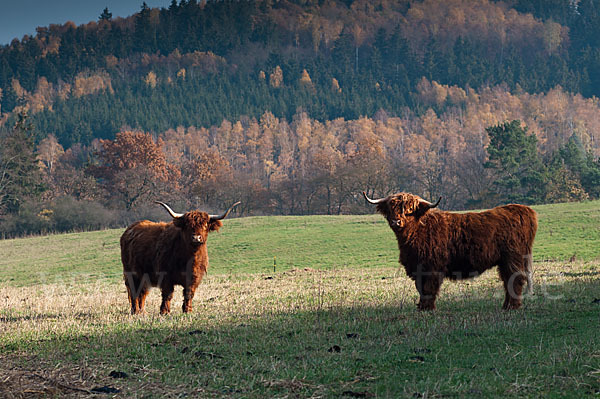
[173,211,222,247]
[376,193,434,229]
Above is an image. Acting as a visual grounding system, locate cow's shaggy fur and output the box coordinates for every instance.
[367,192,537,310]
[120,208,226,314]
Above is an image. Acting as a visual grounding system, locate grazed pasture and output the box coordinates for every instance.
[0,201,599,397]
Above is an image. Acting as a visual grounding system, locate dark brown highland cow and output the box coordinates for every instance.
[363,191,537,310]
[120,201,240,314]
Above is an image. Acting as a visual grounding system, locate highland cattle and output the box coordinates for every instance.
[363,191,537,310]
[120,201,240,314]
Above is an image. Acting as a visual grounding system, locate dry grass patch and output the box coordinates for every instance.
[1,262,599,397]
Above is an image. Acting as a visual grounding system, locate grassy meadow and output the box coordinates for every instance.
[0,201,599,397]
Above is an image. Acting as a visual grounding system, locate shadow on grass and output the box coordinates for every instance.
[1,278,600,398]
[0,311,99,324]
[562,270,600,278]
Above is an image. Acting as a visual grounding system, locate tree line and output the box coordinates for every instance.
[1,81,600,237]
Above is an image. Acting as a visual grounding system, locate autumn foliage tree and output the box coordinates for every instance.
[48,145,103,202]
[184,149,232,206]
[89,130,180,210]
[36,134,64,173]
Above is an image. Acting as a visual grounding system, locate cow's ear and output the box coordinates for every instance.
[415,197,441,216]
[375,201,389,216]
[209,219,222,232]
[405,199,420,215]
[413,201,430,217]
[173,217,185,228]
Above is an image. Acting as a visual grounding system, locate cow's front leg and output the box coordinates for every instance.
[182,286,197,313]
[415,271,443,311]
[160,285,174,315]
[136,287,150,313]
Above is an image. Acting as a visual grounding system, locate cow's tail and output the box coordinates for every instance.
[524,252,534,295]
[525,208,537,295]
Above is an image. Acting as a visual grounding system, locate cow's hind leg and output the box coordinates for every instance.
[125,281,136,314]
[160,285,174,315]
[124,275,143,314]
[499,259,526,310]
[126,277,150,314]
[524,249,534,295]
[415,272,443,311]
[182,286,197,313]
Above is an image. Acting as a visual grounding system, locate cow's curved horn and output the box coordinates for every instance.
[422,197,442,209]
[362,191,386,204]
[155,201,184,218]
[209,201,241,220]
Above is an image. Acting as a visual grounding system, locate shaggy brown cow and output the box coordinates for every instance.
[120,201,240,314]
[363,191,537,310]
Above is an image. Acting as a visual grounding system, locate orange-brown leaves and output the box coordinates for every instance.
[94,130,177,183]
[89,130,180,209]
[188,150,231,185]
[403,0,568,58]
[72,71,113,98]
[36,134,64,173]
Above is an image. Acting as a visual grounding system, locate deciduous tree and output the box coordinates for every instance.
[89,130,179,210]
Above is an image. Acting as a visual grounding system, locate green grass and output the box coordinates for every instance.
[1,200,599,287]
[0,200,599,397]
[534,200,600,262]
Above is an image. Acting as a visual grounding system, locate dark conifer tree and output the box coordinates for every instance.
[0,112,45,215]
[485,120,548,204]
[99,7,113,21]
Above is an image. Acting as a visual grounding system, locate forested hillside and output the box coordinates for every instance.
[2,0,600,141]
[1,0,600,237]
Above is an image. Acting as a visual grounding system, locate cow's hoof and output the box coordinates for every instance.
[502,302,522,310]
[417,302,436,311]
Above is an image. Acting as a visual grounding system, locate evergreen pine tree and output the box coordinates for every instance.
[485,120,548,204]
[559,134,587,175]
[99,7,112,22]
[557,134,600,198]
[582,154,600,198]
[0,112,45,215]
